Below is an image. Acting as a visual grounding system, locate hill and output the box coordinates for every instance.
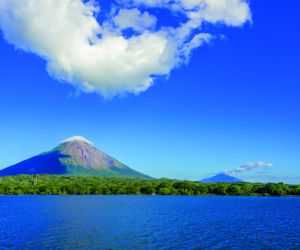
[200,173,243,183]
[0,136,151,179]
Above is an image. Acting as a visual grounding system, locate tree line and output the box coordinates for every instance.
[0,175,299,196]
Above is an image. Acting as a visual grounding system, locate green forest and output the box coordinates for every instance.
[0,175,299,196]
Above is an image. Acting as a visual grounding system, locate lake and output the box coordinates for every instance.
[0,196,300,249]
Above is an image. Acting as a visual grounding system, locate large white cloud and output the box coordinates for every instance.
[0,0,251,97]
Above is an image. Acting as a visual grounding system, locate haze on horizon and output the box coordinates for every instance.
[0,0,299,184]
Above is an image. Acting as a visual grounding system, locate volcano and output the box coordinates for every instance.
[200,173,243,183]
[0,136,151,178]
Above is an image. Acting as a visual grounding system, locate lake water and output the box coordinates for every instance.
[0,196,300,249]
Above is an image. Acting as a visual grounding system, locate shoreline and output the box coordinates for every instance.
[1,175,299,196]
[1,194,300,197]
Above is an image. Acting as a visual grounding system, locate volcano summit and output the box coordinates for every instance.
[0,136,151,179]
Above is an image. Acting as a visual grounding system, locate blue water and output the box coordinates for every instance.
[0,196,300,249]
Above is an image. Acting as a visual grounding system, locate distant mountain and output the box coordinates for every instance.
[0,136,151,179]
[200,173,243,183]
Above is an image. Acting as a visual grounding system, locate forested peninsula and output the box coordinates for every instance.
[0,175,299,196]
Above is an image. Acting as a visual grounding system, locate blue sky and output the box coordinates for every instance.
[0,0,299,183]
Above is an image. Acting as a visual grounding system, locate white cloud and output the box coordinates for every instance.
[126,0,251,26]
[0,0,251,98]
[113,8,157,33]
[226,161,273,174]
[61,136,93,145]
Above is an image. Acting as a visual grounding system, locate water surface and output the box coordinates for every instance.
[0,196,299,249]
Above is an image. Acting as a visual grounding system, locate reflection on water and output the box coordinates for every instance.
[0,196,300,249]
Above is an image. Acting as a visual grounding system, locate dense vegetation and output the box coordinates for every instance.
[0,175,299,196]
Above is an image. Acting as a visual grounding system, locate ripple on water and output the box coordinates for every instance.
[0,196,300,249]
